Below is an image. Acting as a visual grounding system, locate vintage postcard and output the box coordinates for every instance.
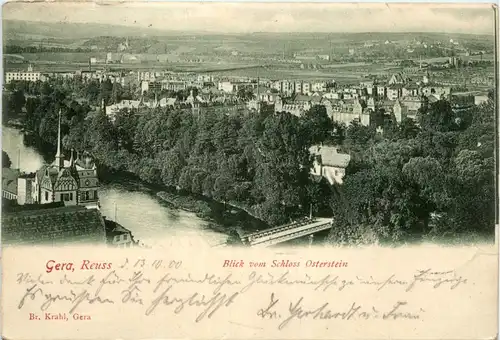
[1,2,498,339]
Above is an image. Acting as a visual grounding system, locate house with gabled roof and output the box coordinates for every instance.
[14,110,100,210]
[309,145,351,185]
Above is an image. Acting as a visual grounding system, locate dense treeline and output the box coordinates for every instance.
[4,45,92,54]
[331,95,496,244]
[5,79,496,243]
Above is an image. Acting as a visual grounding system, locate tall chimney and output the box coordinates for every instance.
[54,109,64,169]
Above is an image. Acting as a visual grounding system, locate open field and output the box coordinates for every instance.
[421,53,494,63]
[4,58,385,83]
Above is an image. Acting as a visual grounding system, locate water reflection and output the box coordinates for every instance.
[2,126,45,173]
[99,184,228,248]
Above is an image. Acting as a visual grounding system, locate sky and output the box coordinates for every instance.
[2,2,496,35]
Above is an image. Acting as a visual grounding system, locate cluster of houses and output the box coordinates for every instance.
[247,72,454,126]
[4,65,129,86]
[6,64,490,128]
[105,69,491,128]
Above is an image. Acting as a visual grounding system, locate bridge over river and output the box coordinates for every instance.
[240,217,333,248]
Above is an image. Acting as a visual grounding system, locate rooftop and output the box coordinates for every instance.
[309,145,351,168]
[104,219,134,241]
[2,168,20,194]
[2,205,106,245]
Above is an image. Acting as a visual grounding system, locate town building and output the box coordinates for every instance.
[450,92,476,111]
[78,70,106,82]
[274,96,312,116]
[50,72,76,80]
[2,168,19,201]
[275,94,323,116]
[271,80,295,95]
[137,71,161,82]
[309,145,351,185]
[402,84,420,97]
[14,111,100,209]
[106,99,143,120]
[161,80,188,92]
[311,82,327,92]
[474,93,489,106]
[377,85,386,98]
[249,87,279,106]
[360,81,375,95]
[329,99,370,126]
[218,81,256,94]
[141,80,162,94]
[421,85,451,99]
[388,73,407,85]
[387,85,403,100]
[4,65,41,84]
[104,219,135,248]
[294,81,303,94]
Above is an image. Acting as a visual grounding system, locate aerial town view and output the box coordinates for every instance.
[1,3,497,249]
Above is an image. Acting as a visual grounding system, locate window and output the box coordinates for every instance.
[45,191,48,201]
[70,193,73,201]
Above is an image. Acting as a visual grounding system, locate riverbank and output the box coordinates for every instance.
[156,190,260,245]
[156,190,269,235]
[98,169,269,238]
[156,191,212,219]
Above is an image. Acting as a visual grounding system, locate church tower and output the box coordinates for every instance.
[54,109,64,169]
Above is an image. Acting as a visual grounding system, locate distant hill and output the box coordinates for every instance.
[4,20,494,41]
[3,20,494,55]
[2,20,174,40]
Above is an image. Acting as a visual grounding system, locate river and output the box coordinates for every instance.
[2,126,229,249]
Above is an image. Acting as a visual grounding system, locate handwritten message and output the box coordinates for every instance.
[2,246,497,340]
[17,258,468,327]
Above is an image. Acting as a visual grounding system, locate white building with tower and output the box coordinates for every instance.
[4,64,41,84]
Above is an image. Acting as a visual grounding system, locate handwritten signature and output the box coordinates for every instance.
[257,293,425,330]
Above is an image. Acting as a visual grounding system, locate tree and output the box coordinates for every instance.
[10,90,26,114]
[344,120,376,152]
[2,151,12,168]
[159,148,185,187]
[237,87,255,102]
[420,100,457,132]
[328,121,346,146]
[301,105,333,145]
[99,79,113,105]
